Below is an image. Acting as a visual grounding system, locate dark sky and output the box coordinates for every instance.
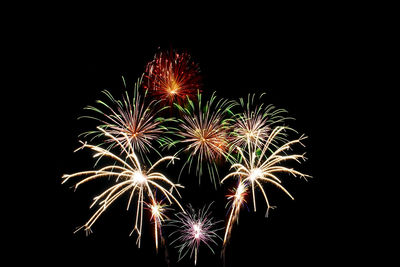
[34,11,362,267]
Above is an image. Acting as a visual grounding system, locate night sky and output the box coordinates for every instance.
[36,12,360,266]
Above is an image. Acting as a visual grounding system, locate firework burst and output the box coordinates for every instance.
[221,126,310,242]
[228,93,293,153]
[144,50,201,105]
[80,77,174,162]
[62,127,184,247]
[169,203,223,265]
[171,92,236,187]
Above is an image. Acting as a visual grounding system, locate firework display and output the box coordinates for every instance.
[62,48,310,265]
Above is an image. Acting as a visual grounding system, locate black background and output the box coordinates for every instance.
[32,8,364,267]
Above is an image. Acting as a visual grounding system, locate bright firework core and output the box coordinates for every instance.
[167,79,180,95]
[132,171,146,184]
[151,204,161,217]
[235,183,246,199]
[245,130,258,140]
[193,223,202,239]
[249,168,263,181]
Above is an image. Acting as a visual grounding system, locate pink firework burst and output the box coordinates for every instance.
[169,203,223,265]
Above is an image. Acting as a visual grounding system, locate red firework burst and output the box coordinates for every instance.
[144,50,202,104]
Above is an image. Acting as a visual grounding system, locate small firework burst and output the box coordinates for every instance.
[62,127,184,247]
[223,180,249,245]
[144,50,201,105]
[228,93,293,153]
[146,196,170,252]
[80,77,174,162]
[171,92,236,187]
[221,126,310,241]
[169,203,223,265]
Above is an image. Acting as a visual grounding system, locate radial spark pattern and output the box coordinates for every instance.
[171,92,236,187]
[62,128,184,247]
[144,50,201,105]
[80,77,173,161]
[221,126,310,243]
[169,203,222,265]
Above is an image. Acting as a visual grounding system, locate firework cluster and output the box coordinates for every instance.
[62,49,310,265]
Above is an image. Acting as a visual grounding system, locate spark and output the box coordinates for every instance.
[171,92,236,187]
[223,180,248,245]
[146,196,170,252]
[144,49,201,105]
[169,203,223,265]
[62,127,184,247]
[79,77,174,161]
[221,126,310,242]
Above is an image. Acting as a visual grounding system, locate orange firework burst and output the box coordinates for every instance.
[144,50,201,105]
[170,92,236,187]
